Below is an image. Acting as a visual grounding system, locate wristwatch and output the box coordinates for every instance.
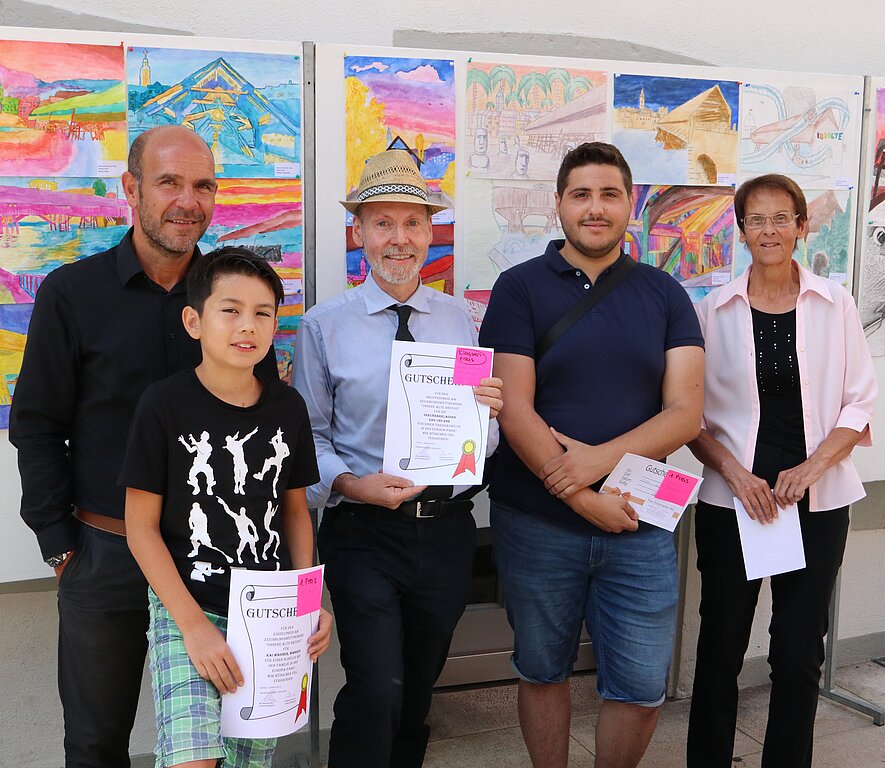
[45,551,72,568]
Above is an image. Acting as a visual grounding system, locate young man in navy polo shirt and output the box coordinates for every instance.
[479,142,705,768]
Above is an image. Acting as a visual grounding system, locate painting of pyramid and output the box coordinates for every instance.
[127,47,301,178]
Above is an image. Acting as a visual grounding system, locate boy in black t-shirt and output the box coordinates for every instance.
[121,246,331,768]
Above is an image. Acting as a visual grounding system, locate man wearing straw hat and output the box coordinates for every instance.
[294,149,502,768]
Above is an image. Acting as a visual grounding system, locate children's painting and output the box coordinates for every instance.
[613,74,739,186]
[463,178,562,291]
[626,185,735,294]
[739,80,860,189]
[128,47,300,178]
[344,56,455,294]
[465,63,607,181]
[868,87,885,225]
[733,189,853,288]
[0,303,32,428]
[0,177,130,303]
[0,40,127,177]
[198,179,303,332]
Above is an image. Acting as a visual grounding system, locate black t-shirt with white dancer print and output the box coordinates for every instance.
[120,369,319,616]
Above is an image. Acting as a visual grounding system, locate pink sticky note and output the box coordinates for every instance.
[655,470,698,506]
[296,568,323,616]
[453,347,493,386]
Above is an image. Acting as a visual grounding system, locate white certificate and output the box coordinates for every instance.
[221,565,324,738]
[734,498,806,580]
[600,453,703,532]
[383,340,492,486]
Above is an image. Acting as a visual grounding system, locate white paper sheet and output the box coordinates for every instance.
[383,340,491,485]
[221,566,323,738]
[734,498,806,580]
[600,453,703,532]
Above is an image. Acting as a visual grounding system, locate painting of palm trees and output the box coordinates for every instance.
[466,62,606,181]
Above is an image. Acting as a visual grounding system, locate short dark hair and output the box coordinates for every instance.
[187,246,285,315]
[734,174,807,233]
[556,142,633,197]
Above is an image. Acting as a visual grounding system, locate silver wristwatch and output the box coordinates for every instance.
[45,551,71,568]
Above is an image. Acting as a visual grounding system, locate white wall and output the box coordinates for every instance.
[12,0,885,77]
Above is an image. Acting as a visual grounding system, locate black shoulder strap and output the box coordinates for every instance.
[535,256,636,362]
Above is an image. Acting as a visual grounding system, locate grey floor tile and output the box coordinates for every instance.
[571,696,760,767]
[735,683,874,744]
[833,660,885,708]
[424,726,593,767]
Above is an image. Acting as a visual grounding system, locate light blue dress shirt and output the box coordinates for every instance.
[294,272,498,510]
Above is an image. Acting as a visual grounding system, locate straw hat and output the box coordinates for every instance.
[341,149,451,215]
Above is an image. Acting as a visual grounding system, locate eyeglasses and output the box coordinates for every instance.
[742,213,800,229]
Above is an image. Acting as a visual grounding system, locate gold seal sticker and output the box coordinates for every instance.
[462,439,476,455]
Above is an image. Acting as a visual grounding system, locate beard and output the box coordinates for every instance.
[137,197,208,257]
[561,215,625,260]
[367,246,425,285]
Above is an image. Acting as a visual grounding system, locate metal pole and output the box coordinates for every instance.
[667,504,694,700]
[819,566,884,725]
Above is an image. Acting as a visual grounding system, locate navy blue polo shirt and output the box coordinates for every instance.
[479,240,703,534]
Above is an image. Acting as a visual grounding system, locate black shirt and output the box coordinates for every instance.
[751,307,805,452]
[9,229,278,559]
[119,370,319,615]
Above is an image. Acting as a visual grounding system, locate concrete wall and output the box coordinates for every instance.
[1,1,885,764]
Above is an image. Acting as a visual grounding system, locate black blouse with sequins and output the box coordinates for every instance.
[751,307,806,451]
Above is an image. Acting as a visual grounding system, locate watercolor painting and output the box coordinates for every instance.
[463,178,562,291]
[465,63,606,181]
[626,185,734,289]
[733,189,852,289]
[613,74,739,185]
[860,224,885,356]
[869,87,885,225]
[0,177,130,303]
[739,80,860,188]
[0,40,127,177]
[197,178,304,324]
[0,303,32,428]
[128,47,300,178]
[344,55,455,293]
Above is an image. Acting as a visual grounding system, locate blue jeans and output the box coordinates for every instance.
[491,502,678,705]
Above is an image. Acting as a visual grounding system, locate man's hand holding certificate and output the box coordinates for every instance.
[383,341,493,485]
[601,453,702,532]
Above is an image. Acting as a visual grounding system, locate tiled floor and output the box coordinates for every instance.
[423,661,885,767]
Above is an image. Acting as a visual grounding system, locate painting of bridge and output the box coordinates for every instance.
[0,39,127,177]
[0,177,130,303]
[344,55,456,293]
[739,80,860,188]
[128,47,301,178]
[465,63,607,181]
[198,178,303,327]
[626,185,735,292]
[0,303,32,428]
[614,74,739,185]
[464,178,562,290]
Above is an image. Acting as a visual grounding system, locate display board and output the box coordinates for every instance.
[313,45,864,330]
[0,27,304,582]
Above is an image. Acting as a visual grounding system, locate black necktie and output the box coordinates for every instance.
[391,304,415,342]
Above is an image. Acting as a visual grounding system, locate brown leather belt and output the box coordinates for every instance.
[74,508,126,537]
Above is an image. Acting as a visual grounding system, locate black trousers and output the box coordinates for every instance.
[56,524,149,768]
[687,500,849,768]
[318,504,476,768]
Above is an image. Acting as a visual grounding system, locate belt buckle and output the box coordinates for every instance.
[415,500,434,519]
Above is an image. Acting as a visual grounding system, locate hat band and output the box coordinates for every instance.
[357,183,429,203]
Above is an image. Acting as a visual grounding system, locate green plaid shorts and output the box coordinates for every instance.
[147,588,277,767]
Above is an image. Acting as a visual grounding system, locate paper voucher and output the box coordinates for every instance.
[221,565,323,738]
[383,341,492,486]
